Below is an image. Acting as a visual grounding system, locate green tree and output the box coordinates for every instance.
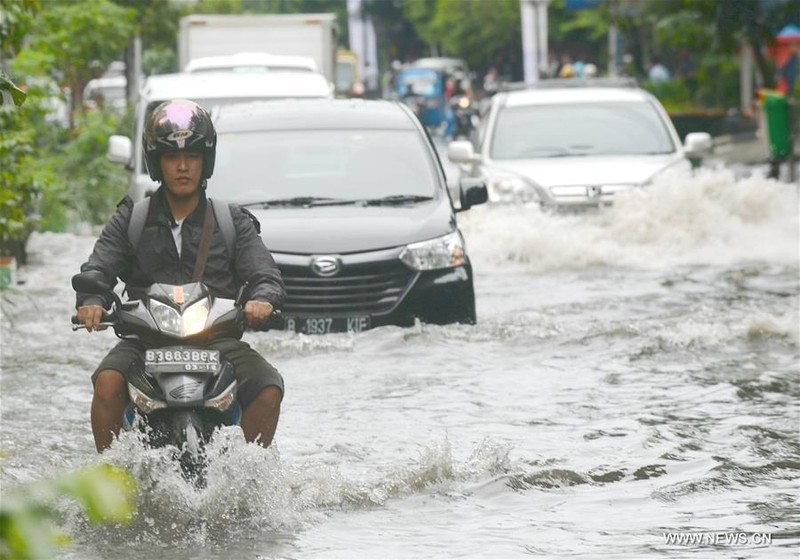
[0,1,43,264]
[429,0,521,72]
[608,0,797,106]
[11,0,135,124]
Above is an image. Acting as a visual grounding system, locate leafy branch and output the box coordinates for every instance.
[0,464,137,560]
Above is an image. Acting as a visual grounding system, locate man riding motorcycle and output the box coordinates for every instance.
[74,99,285,453]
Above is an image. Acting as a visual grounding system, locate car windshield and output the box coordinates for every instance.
[398,72,439,96]
[208,129,439,203]
[490,101,676,159]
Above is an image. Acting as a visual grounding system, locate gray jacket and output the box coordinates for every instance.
[76,188,285,309]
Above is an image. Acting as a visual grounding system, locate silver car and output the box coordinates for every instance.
[448,81,713,209]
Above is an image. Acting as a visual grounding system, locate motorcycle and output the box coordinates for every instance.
[72,270,271,484]
[450,95,479,140]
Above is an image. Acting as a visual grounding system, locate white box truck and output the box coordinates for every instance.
[178,13,338,84]
[106,71,332,201]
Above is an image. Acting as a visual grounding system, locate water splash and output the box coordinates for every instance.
[461,168,799,272]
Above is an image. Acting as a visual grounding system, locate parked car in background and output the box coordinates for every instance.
[83,75,127,113]
[184,51,319,74]
[207,99,488,333]
[107,71,333,201]
[447,79,713,209]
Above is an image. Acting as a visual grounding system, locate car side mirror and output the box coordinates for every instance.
[458,178,488,212]
[683,132,713,157]
[107,134,132,166]
[448,140,479,163]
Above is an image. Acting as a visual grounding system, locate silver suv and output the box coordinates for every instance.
[448,80,713,209]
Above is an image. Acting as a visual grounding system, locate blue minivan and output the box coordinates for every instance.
[395,66,448,128]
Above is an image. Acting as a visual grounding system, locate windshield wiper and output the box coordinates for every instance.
[363,195,434,206]
[241,197,337,208]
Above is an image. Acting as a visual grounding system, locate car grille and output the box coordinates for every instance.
[280,261,415,315]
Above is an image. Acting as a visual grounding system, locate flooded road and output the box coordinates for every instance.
[1,166,798,559]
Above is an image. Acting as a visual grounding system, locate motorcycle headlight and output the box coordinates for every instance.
[400,231,467,271]
[182,298,210,336]
[149,297,209,337]
[150,299,182,336]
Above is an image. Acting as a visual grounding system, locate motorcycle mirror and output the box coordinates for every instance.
[72,270,112,294]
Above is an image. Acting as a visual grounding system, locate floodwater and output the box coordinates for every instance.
[1,165,798,559]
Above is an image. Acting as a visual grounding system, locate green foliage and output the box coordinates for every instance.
[11,0,135,117]
[695,52,743,110]
[45,107,130,228]
[609,0,797,96]
[0,464,136,560]
[0,71,26,106]
[0,0,40,57]
[401,0,438,49]
[0,99,53,263]
[641,79,695,113]
[142,46,177,76]
[429,0,521,71]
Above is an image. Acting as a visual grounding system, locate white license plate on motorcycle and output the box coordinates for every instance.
[145,347,220,372]
[284,315,371,335]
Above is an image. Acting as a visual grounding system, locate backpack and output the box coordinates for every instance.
[127,197,235,259]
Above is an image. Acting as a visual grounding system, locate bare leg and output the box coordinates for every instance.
[240,386,281,447]
[91,369,127,452]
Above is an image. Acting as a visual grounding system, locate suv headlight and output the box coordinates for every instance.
[400,231,467,271]
[486,170,540,204]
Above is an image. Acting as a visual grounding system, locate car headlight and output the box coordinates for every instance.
[149,298,209,336]
[400,231,467,271]
[487,172,539,204]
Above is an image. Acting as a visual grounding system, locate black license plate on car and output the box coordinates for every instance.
[144,347,220,373]
[284,316,371,335]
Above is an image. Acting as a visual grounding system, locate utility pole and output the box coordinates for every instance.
[521,0,550,86]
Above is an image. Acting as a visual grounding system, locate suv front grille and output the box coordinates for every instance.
[280,261,415,315]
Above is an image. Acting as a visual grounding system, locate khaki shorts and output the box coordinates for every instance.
[93,337,284,409]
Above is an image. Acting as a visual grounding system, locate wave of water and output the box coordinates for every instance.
[59,433,515,556]
[460,168,799,271]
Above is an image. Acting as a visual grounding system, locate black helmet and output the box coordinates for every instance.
[143,99,216,182]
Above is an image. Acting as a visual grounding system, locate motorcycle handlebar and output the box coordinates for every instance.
[70,297,284,332]
[71,312,115,331]
[247,309,284,332]
[70,319,115,331]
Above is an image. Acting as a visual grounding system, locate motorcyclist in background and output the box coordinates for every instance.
[74,99,285,452]
[445,76,473,140]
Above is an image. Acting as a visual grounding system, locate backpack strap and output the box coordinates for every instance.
[127,196,235,260]
[209,198,235,260]
[192,202,216,282]
[127,197,150,250]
